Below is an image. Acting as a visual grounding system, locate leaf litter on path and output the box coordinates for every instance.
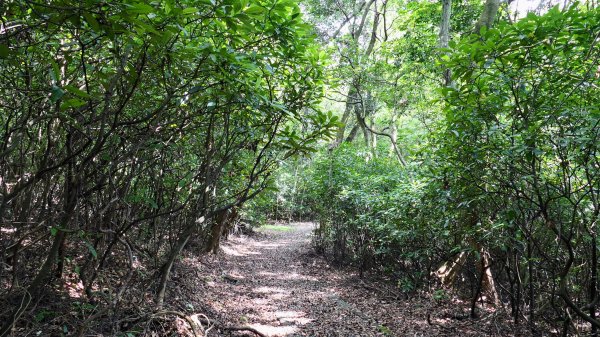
[169,222,534,337]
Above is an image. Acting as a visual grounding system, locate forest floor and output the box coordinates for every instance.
[167,222,535,337]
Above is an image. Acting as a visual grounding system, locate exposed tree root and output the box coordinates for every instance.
[152,310,267,337]
[221,324,268,337]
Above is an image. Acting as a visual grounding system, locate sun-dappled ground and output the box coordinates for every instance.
[165,222,535,337]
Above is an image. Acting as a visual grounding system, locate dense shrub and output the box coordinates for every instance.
[296,143,447,289]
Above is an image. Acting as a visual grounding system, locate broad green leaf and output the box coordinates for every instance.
[60,98,87,110]
[126,3,155,14]
[64,85,92,99]
[0,44,9,58]
[245,5,263,16]
[182,7,198,15]
[83,12,101,32]
[85,242,98,258]
[50,86,65,103]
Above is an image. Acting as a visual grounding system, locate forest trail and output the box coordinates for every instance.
[190,221,410,337]
[170,222,515,337]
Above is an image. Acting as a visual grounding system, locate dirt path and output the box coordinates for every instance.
[170,222,523,336]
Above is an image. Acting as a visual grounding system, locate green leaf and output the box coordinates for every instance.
[60,98,87,110]
[0,44,9,58]
[182,7,199,15]
[245,5,263,16]
[85,242,98,258]
[50,86,65,103]
[178,172,194,188]
[64,85,92,99]
[83,12,101,32]
[126,3,155,14]
[134,20,160,35]
[164,1,173,14]
[50,59,61,82]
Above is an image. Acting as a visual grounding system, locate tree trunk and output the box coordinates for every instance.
[333,0,382,147]
[439,0,452,85]
[205,208,233,254]
[156,231,191,308]
[345,124,360,142]
[473,0,501,34]
[527,239,535,330]
[435,252,468,287]
[479,248,500,305]
[336,86,358,145]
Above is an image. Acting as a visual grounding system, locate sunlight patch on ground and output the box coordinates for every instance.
[258,224,294,232]
[220,244,262,257]
[63,279,84,298]
[200,222,329,336]
[248,310,314,336]
[253,286,290,300]
[253,286,287,294]
[274,310,313,325]
[251,241,287,249]
[247,323,299,336]
[257,271,319,282]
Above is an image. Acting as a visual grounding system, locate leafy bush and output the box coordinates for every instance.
[298,142,448,285]
[439,4,600,327]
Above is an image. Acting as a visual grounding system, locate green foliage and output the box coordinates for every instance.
[433,289,449,301]
[34,309,56,323]
[297,142,446,282]
[378,324,392,335]
[438,3,600,325]
[270,4,600,332]
[0,0,335,332]
[3,0,600,333]
[439,4,600,249]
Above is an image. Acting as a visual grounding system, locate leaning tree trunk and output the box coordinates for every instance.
[156,222,196,308]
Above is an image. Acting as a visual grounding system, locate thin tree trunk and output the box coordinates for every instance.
[336,86,358,144]
[1,177,78,336]
[156,230,191,308]
[345,124,360,142]
[439,0,451,48]
[591,228,598,337]
[527,239,535,329]
[439,0,452,85]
